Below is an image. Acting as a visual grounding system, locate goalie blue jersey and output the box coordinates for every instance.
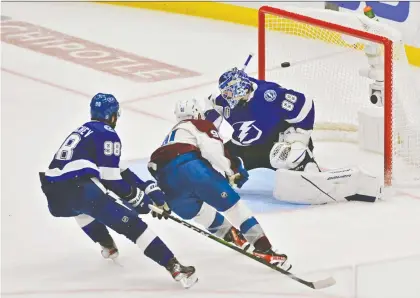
[45,121,130,196]
[205,77,314,146]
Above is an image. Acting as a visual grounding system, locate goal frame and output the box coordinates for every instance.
[258,5,394,185]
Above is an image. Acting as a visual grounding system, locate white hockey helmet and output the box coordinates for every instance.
[174,98,203,122]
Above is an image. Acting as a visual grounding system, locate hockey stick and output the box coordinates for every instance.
[241,52,254,71]
[149,205,336,290]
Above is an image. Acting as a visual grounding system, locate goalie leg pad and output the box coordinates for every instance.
[273,167,382,205]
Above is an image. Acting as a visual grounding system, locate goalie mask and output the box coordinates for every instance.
[174,98,203,122]
[218,67,252,109]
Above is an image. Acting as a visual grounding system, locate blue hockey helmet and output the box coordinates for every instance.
[218,67,252,109]
[90,93,120,127]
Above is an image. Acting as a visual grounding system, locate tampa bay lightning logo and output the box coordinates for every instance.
[232,120,262,146]
[104,125,114,132]
[264,90,277,102]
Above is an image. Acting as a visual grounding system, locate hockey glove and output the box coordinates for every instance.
[144,178,171,220]
[270,127,320,172]
[144,181,167,206]
[151,202,171,220]
[230,156,249,188]
[126,188,152,214]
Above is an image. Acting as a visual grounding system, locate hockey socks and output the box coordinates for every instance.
[143,237,174,267]
[207,211,232,238]
[76,212,174,267]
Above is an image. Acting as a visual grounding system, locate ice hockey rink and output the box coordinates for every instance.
[2,2,420,298]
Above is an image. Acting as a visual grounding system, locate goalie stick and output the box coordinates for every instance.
[241,52,254,71]
[149,204,336,290]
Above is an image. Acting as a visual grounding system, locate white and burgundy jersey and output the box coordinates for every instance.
[150,119,235,176]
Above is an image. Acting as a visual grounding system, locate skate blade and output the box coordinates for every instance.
[180,273,198,289]
[111,258,124,267]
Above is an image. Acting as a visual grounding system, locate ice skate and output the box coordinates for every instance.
[99,238,119,260]
[224,227,251,251]
[166,257,198,289]
[253,248,292,271]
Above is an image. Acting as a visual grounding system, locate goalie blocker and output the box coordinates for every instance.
[273,167,382,205]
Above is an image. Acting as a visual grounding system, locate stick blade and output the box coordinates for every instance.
[311,276,336,289]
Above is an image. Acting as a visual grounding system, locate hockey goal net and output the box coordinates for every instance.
[258,5,420,186]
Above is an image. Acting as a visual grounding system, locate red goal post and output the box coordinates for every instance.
[258,5,394,185]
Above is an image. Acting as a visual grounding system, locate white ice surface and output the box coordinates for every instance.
[2,2,420,298]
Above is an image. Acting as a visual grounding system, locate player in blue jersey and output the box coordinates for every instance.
[204,66,382,205]
[39,93,197,289]
[204,67,320,173]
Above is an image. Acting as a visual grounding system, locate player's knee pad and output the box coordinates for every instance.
[206,182,240,212]
[134,224,157,251]
[81,178,151,243]
[75,215,112,243]
[192,203,232,238]
[75,214,95,227]
[109,214,149,244]
[222,200,252,227]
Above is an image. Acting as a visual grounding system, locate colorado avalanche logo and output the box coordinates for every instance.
[264,90,277,102]
[232,120,262,146]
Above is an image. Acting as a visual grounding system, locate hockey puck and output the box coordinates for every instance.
[281,62,291,68]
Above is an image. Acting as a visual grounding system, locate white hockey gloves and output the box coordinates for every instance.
[269,127,319,172]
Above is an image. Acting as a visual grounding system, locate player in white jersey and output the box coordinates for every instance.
[148,98,292,271]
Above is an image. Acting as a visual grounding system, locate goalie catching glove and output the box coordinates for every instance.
[269,127,320,172]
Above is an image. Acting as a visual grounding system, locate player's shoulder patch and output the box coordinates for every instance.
[104,125,115,132]
[88,121,116,133]
[189,119,216,131]
[264,89,277,102]
[204,109,221,122]
[188,119,221,141]
[86,122,120,144]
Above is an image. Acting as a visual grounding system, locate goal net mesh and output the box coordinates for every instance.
[260,6,420,185]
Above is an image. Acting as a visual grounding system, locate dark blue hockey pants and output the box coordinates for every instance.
[39,173,149,244]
